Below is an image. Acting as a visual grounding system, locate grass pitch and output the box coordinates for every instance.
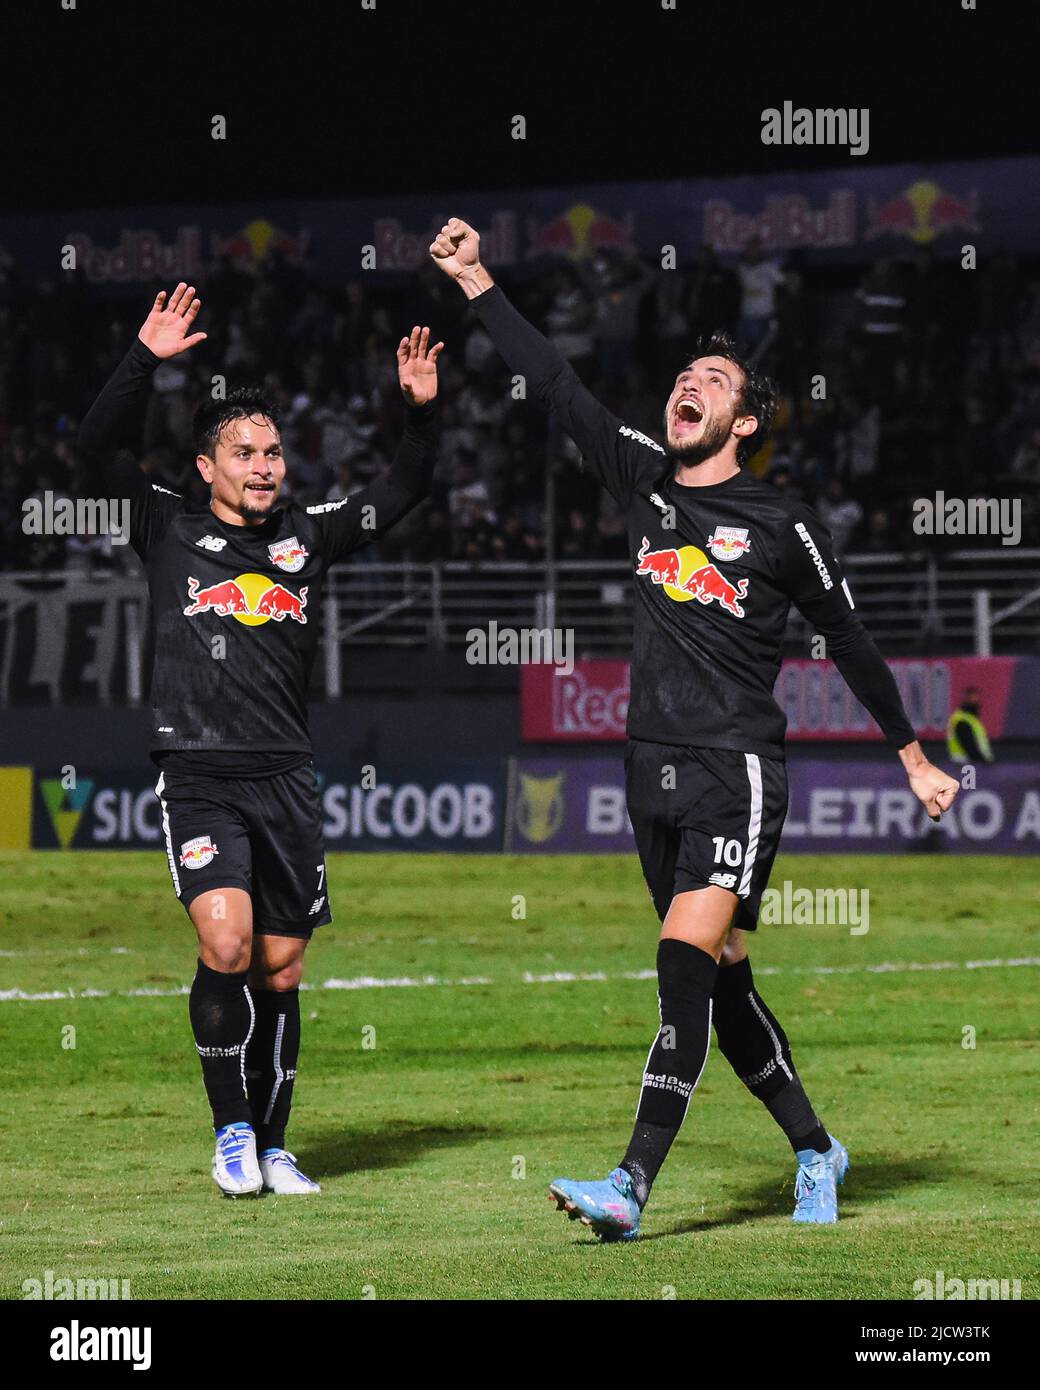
[1,851,1038,1300]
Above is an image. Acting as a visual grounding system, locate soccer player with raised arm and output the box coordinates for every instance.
[78,284,441,1197]
[431,219,959,1239]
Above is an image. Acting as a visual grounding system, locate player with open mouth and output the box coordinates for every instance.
[431,218,959,1240]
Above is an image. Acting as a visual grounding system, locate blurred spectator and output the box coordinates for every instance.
[817,479,864,555]
[584,249,654,390]
[687,244,739,344]
[0,231,1033,577]
[326,458,365,504]
[544,266,595,375]
[736,236,785,360]
[854,256,906,404]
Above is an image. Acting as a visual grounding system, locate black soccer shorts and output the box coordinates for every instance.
[154,761,333,938]
[624,738,788,931]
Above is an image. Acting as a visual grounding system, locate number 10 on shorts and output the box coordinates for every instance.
[712,837,744,868]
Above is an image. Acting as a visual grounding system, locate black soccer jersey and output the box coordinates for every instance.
[471,285,915,759]
[79,340,437,757]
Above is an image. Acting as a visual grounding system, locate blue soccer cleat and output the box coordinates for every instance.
[548,1167,641,1242]
[212,1121,262,1198]
[792,1134,849,1224]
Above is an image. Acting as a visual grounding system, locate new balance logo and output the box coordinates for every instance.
[308,896,326,915]
[195,535,227,552]
[618,424,665,454]
[708,872,738,888]
[649,492,670,513]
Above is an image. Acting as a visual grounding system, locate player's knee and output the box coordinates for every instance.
[249,959,303,992]
[720,929,748,967]
[199,930,251,974]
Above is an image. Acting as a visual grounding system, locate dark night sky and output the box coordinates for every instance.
[3,0,1033,214]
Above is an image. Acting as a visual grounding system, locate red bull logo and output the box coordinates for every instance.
[865,179,978,245]
[212,218,309,266]
[179,836,219,869]
[527,201,635,260]
[706,526,751,562]
[268,536,309,573]
[183,574,308,626]
[183,577,251,616]
[636,538,749,618]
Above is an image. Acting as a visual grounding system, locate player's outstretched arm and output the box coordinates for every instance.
[780,508,959,823]
[812,618,957,821]
[379,323,443,506]
[79,283,207,474]
[309,327,441,565]
[429,217,644,507]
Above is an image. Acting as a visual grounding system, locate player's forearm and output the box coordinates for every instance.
[897,740,928,771]
[824,620,917,750]
[454,264,496,300]
[382,399,438,501]
[466,282,586,411]
[79,338,160,465]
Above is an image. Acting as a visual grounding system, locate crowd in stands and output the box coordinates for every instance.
[1,233,1037,574]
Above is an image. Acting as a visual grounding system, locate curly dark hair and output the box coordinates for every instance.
[192,387,281,459]
[685,331,779,466]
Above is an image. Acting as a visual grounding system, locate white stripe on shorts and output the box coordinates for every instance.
[154,772,181,896]
[739,754,762,898]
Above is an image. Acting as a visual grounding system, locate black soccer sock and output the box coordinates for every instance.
[188,958,254,1131]
[620,939,718,1208]
[712,956,830,1154]
[246,986,301,1153]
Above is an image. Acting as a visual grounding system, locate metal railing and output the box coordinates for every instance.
[1,549,1038,705]
[320,549,1040,656]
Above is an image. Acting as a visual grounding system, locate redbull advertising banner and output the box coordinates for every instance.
[30,764,506,853]
[1,155,1036,286]
[521,656,1039,743]
[504,756,1040,856]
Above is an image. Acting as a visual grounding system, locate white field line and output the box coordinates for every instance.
[2,957,1039,1004]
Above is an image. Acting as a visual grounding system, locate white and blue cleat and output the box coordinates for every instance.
[259,1148,321,1195]
[549,1167,641,1242]
[212,1121,263,1198]
[792,1134,849,1224]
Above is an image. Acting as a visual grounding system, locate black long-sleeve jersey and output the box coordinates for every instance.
[471,285,916,759]
[79,339,437,765]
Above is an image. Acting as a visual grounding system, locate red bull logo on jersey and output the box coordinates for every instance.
[267,536,309,573]
[635,538,749,618]
[179,836,219,869]
[706,526,751,562]
[183,574,308,626]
